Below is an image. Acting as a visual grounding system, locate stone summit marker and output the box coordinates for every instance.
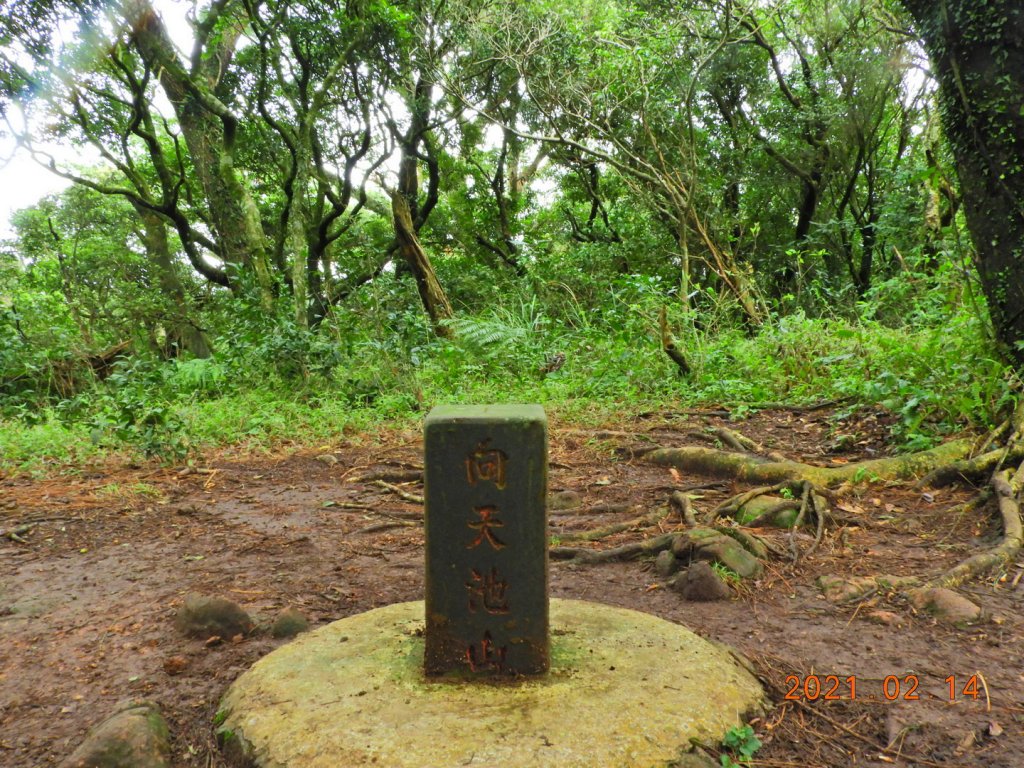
[216,403,767,767]
[424,404,548,676]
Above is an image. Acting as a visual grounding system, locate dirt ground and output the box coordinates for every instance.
[2,407,1023,767]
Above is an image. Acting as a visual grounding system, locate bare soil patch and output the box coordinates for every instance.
[2,408,1023,767]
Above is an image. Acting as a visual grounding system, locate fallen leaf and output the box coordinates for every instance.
[163,655,189,676]
[204,635,222,647]
[669,468,682,483]
[988,721,1004,738]
[594,476,612,486]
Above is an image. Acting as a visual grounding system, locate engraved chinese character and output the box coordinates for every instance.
[466,630,507,673]
[467,505,506,550]
[466,566,511,614]
[465,440,507,489]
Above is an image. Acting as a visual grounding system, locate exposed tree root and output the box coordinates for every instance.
[550,532,677,565]
[742,500,801,528]
[349,469,423,484]
[790,482,828,561]
[926,465,1024,588]
[917,443,1024,488]
[711,426,760,453]
[550,502,635,518]
[648,438,973,487]
[556,507,668,543]
[713,482,793,521]
[567,406,1024,591]
[354,521,417,535]
[371,480,424,504]
[1,523,37,543]
[669,491,698,526]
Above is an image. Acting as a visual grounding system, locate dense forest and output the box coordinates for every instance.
[1,0,1022,466]
[5,4,1024,766]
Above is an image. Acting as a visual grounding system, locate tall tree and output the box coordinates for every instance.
[902,0,1024,367]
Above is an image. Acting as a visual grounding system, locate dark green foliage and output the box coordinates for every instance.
[1,0,1021,468]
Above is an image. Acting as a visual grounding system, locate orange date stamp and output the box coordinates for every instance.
[783,674,987,702]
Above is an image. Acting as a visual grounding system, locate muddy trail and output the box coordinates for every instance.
[2,408,1023,767]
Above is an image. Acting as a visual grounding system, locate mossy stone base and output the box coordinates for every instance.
[217,599,765,768]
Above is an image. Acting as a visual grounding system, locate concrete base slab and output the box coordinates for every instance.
[217,599,765,768]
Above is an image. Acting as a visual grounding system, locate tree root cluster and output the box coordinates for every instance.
[563,410,1024,605]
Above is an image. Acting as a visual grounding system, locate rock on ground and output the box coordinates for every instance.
[271,608,310,639]
[673,562,731,602]
[175,594,253,639]
[909,587,982,624]
[673,528,763,579]
[655,550,678,577]
[59,700,171,768]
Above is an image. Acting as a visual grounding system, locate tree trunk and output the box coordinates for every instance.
[134,205,211,358]
[284,129,312,329]
[392,192,453,337]
[903,0,1024,368]
[124,0,275,310]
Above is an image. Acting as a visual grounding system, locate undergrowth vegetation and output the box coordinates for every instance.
[0,254,1014,473]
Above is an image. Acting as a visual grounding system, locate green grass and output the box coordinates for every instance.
[0,287,1015,475]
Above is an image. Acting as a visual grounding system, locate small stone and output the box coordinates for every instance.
[175,594,253,639]
[162,655,189,676]
[654,550,678,577]
[865,610,900,626]
[548,490,583,511]
[673,562,731,602]
[271,608,310,639]
[908,587,982,624]
[59,700,171,768]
